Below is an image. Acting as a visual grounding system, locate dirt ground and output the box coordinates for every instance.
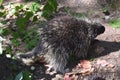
[0,0,120,80]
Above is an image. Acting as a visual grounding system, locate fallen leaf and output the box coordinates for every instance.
[107,64,115,68]
[80,60,92,69]
[97,59,109,67]
[81,68,94,76]
[76,63,81,68]
[64,74,71,80]
[76,60,94,75]
[71,74,78,80]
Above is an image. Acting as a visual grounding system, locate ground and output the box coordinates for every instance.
[0,0,120,80]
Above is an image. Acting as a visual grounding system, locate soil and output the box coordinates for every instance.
[0,0,120,80]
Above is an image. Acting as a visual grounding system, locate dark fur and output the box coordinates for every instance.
[17,15,105,73]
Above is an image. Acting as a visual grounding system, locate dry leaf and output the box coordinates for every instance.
[76,60,94,75]
[97,59,109,67]
[76,63,81,68]
[81,68,94,76]
[64,74,71,80]
[80,60,91,69]
[107,64,115,68]
[71,74,78,80]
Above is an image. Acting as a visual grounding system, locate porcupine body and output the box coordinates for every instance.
[18,15,105,73]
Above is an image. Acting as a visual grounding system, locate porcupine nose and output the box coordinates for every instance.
[97,25,105,35]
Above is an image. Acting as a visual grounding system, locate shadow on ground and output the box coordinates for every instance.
[88,40,120,58]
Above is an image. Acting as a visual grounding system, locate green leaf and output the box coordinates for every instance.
[43,2,53,11]
[2,28,10,36]
[42,0,58,19]
[14,4,24,16]
[30,2,40,12]
[11,39,20,46]
[42,10,52,19]
[0,0,3,5]
[0,42,3,54]
[5,46,12,55]
[15,72,23,80]
[16,4,23,10]
[15,71,31,80]
[25,11,33,20]
[32,16,38,22]
[12,32,20,39]
[16,12,33,29]
[22,71,31,80]
[16,17,26,29]
[0,36,5,54]
[1,20,7,24]
[26,38,38,50]
[9,8,16,15]
[109,19,120,28]
[47,0,58,12]
[0,11,6,17]
[23,28,39,50]
[0,5,4,9]
[0,27,3,34]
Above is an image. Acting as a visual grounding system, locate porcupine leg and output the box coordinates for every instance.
[47,47,69,74]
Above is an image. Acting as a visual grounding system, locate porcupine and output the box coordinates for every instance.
[16,14,105,73]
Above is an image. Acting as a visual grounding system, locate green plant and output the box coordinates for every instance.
[30,2,41,12]
[0,27,3,34]
[42,0,58,19]
[109,19,120,28]
[2,26,39,53]
[0,28,5,54]
[15,70,31,80]
[0,0,58,54]
[0,36,5,54]
[23,28,39,50]
[0,0,3,6]
[0,3,41,54]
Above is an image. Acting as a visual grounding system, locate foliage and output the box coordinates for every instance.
[0,0,58,54]
[0,28,5,54]
[0,36,5,54]
[30,2,41,12]
[0,27,3,34]
[2,25,39,53]
[23,28,39,50]
[42,0,58,19]
[109,19,120,28]
[0,3,40,54]
[15,71,31,80]
[0,0,3,6]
